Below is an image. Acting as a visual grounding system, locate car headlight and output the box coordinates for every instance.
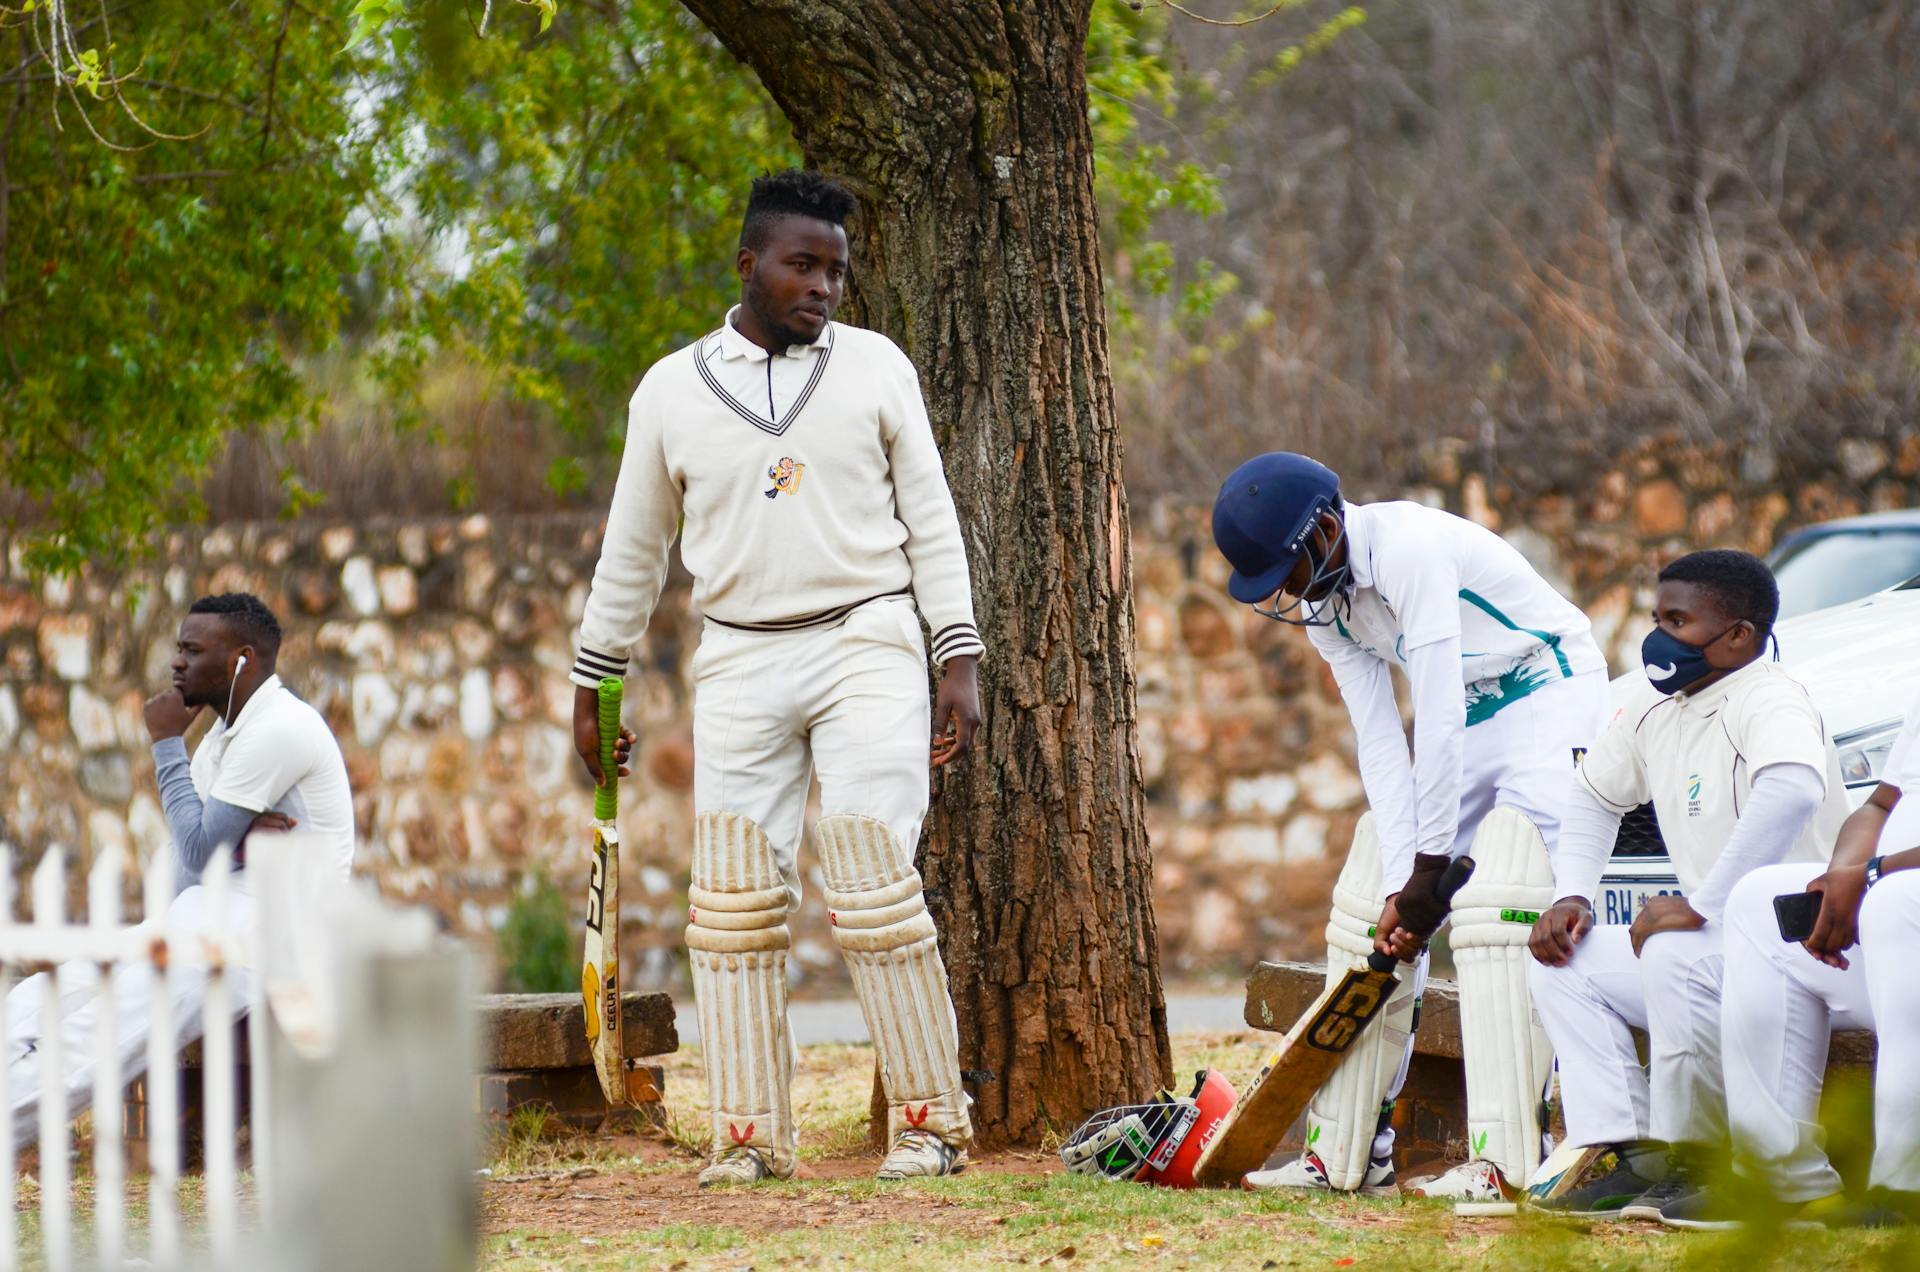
[1835,718,1905,787]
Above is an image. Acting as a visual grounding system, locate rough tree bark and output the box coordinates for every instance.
[676,0,1171,1144]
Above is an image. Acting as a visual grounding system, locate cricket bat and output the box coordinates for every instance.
[580,677,625,1106]
[1523,1138,1608,1204]
[1191,856,1475,1187]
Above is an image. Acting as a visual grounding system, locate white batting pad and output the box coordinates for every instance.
[813,814,971,1147]
[686,811,795,1174]
[1451,806,1556,1182]
[1305,813,1418,1189]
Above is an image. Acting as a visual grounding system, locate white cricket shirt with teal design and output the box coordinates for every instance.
[1305,500,1605,711]
[1305,500,1607,888]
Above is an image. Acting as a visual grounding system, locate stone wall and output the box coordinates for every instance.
[2,429,1915,991]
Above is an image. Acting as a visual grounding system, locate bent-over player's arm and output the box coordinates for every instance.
[1310,630,1419,901]
[1369,544,1469,895]
[1402,635,1467,875]
[876,339,982,666]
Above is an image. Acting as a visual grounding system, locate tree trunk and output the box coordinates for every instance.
[676,0,1170,1144]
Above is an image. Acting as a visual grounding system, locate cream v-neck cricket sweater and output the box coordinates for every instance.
[569,316,984,689]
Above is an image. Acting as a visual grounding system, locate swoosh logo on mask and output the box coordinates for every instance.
[1645,662,1678,680]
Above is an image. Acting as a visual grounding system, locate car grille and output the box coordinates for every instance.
[1611,802,1666,857]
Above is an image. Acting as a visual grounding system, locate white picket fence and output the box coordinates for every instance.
[0,843,259,1271]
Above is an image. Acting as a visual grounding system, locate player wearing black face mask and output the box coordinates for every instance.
[1528,550,1851,1221]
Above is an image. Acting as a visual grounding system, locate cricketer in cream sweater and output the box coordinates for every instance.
[569,170,982,1188]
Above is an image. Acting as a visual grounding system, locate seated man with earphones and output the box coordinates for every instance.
[7,592,354,1150]
[143,592,356,890]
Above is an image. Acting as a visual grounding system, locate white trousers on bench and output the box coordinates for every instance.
[1528,921,1726,1149]
[6,885,253,1152]
[1722,861,1920,1200]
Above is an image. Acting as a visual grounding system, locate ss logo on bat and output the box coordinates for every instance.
[1305,975,1390,1052]
[585,840,608,934]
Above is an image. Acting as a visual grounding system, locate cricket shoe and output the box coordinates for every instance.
[1242,1150,1397,1195]
[1657,1186,1845,1231]
[877,1129,968,1180]
[1408,1158,1513,1202]
[698,1146,777,1188]
[1534,1141,1667,1218]
[1618,1145,1704,1222]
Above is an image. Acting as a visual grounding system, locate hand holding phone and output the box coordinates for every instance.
[1773,891,1822,943]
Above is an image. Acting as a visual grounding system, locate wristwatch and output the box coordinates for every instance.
[1864,855,1885,889]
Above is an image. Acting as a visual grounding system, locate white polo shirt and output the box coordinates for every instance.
[189,674,356,880]
[1577,659,1846,894]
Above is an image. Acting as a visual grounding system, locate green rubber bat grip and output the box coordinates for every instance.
[594,677,622,821]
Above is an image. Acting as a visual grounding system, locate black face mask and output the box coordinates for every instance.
[1640,622,1741,695]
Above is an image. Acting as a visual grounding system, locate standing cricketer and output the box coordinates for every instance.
[1526,550,1848,1218]
[1211,453,1610,1199]
[1676,688,1920,1229]
[569,170,984,1186]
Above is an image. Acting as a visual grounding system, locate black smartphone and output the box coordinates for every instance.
[1773,891,1822,943]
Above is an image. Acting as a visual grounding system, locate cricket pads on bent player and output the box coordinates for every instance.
[686,811,796,1176]
[814,814,971,1147]
[1304,813,1420,1190]
[1449,807,1555,1183]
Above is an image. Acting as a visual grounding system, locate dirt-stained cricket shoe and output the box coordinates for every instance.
[877,1129,968,1179]
[698,1146,775,1188]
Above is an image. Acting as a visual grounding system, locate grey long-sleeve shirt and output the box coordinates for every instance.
[151,736,306,893]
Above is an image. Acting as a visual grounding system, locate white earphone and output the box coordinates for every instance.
[225,652,249,721]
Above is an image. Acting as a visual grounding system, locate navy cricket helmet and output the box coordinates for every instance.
[1210,452,1344,605]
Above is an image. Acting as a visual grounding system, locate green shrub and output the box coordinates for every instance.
[498,873,576,994]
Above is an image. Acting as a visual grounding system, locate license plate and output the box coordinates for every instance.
[1595,881,1684,925]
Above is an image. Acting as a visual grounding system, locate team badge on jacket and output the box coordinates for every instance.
[764,457,806,499]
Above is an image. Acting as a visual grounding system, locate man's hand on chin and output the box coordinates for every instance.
[144,689,201,743]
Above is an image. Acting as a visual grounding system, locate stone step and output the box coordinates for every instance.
[479,991,678,1071]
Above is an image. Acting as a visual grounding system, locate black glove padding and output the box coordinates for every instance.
[1394,852,1458,939]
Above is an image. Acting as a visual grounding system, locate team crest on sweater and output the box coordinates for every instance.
[764,456,806,499]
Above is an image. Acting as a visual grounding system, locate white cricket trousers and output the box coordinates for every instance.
[1528,922,1724,1148]
[7,886,253,1152]
[1722,862,1920,1199]
[1373,668,1609,1159]
[692,595,933,906]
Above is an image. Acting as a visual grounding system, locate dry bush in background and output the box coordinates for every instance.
[1118,0,1920,502]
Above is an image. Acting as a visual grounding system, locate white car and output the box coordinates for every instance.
[1596,578,1920,922]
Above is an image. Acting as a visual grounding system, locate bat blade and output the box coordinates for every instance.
[1191,964,1401,1188]
[1524,1139,1608,1203]
[582,677,625,1106]
[582,820,624,1104]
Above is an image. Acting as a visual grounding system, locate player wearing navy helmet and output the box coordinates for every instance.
[1212,453,1609,1200]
